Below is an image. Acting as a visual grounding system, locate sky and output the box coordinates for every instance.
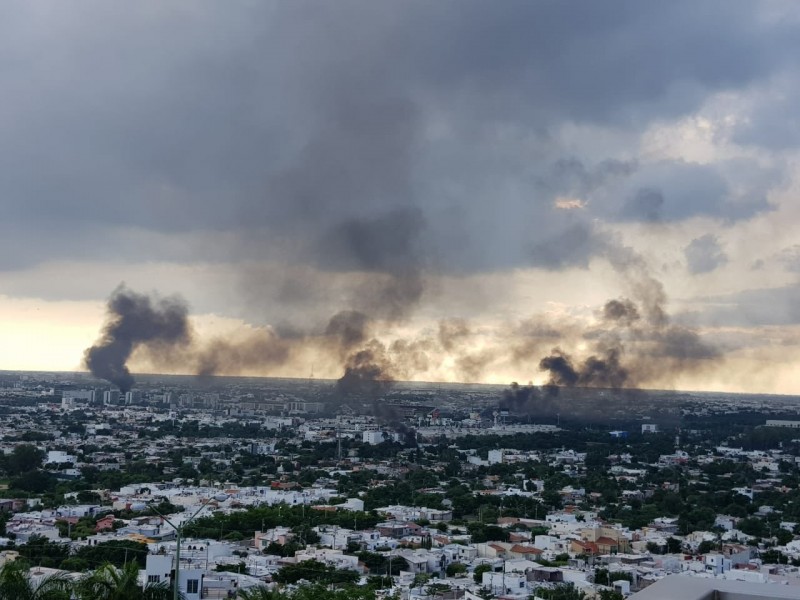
[3,1,800,394]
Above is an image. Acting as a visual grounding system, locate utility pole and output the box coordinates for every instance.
[152,493,229,600]
[502,558,506,595]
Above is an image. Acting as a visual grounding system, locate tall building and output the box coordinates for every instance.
[103,390,120,406]
[61,389,96,408]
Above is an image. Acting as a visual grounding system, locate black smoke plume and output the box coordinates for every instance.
[532,241,717,393]
[335,340,394,397]
[326,311,393,398]
[320,209,427,401]
[501,381,538,411]
[325,310,369,353]
[84,285,192,392]
[539,350,579,386]
[540,346,628,388]
[602,298,640,325]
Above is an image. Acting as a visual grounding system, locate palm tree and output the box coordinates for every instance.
[142,582,178,600]
[75,562,176,600]
[0,561,73,600]
[238,586,282,600]
[240,584,375,600]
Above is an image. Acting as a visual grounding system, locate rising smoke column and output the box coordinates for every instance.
[336,340,394,397]
[538,242,718,391]
[194,330,290,380]
[84,285,192,391]
[501,381,538,411]
[539,345,628,388]
[318,210,428,398]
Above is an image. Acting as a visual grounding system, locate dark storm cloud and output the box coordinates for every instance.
[315,209,424,274]
[622,189,665,223]
[529,223,610,270]
[316,208,426,322]
[611,161,773,223]
[684,234,728,274]
[544,157,638,200]
[0,0,796,277]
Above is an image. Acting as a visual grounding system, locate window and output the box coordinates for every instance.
[186,579,199,594]
[147,575,160,583]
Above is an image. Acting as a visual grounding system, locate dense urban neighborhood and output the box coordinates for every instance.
[0,373,798,598]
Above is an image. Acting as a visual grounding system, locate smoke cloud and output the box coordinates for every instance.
[501,381,538,412]
[539,346,628,388]
[84,237,720,402]
[84,285,192,392]
[536,241,719,394]
[335,340,394,397]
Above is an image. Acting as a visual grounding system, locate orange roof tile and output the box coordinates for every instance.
[511,544,543,554]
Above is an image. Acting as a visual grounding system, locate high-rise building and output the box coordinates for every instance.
[103,390,120,405]
[61,389,96,408]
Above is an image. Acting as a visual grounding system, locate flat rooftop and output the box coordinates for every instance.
[631,576,800,599]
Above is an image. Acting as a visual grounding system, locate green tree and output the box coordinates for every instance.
[697,540,716,554]
[10,471,56,494]
[264,541,302,558]
[76,540,150,569]
[215,563,246,574]
[76,491,102,504]
[473,564,492,584]
[446,562,467,577]
[0,561,72,600]
[239,587,282,600]
[291,524,320,545]
[411,573,431,588]
[7,445,45,476]
[16,536,70,567]
[240,584,375,600]
[738,517,767,538]
[645,541,662,554]
[535,583,586,600]
[58,557,90,572]
[75,562,174,600]
[761,550,788,565]
[355,552,407,576]
[273,560,358,586]
[666,537,682,553]
[425,583,451,596]
[776,528,794,546]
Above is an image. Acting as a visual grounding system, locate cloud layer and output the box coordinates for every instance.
[3,1,800,393]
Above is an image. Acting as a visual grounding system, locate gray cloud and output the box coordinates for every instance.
[7,1,800,394]
[697,285,800,327]
[529,223,610,270]
[0,0,795,280]
[777,245,800,273]
[685,234,728,274]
